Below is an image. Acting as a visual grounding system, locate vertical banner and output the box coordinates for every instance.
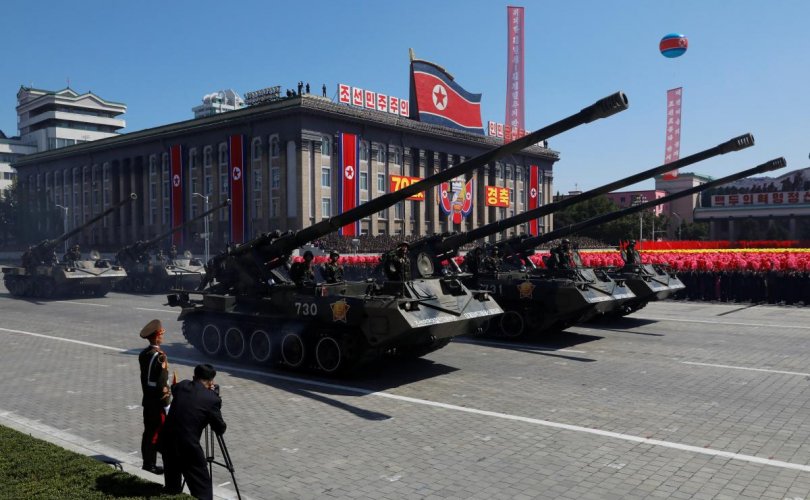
[528,165,539,236]
[229,134,247,243]
[169,145,184,246]
[506,6,525,142]
[663,87,683,179]
[338,133,359,236]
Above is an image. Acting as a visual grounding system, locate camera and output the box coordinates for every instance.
[212,383,220,395]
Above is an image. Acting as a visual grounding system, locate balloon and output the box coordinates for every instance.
[660,33,688,58]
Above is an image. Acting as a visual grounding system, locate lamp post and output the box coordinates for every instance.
[55,204,69,254]
[192,193,209,264]
[672,211,683,240]
[632,194,648,241]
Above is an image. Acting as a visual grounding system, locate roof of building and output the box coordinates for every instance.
[15,94,557,167]
[17,85,127,108]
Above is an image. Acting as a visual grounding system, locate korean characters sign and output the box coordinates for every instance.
[485,185,510,207]
[390,174,425,201]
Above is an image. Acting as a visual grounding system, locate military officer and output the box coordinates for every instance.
[168,244,178,261]
[63,244,81,263]
[138,319,172,475]
[385,242,411,281]
[480,246,502,273]
[621,239,642,266]
[322,250,344,283]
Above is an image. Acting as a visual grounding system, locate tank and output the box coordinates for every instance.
[405,133,755,337]
[166,91,629,373]
[114,199,230,293]
[531,157,786,315]
[3,194,137,298]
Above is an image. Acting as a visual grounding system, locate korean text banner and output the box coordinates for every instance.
[663,87,683,180]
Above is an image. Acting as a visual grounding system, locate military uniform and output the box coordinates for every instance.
[289,251,315,285]
[138,319,172,474]
[322,255,344,283]
[63,245,81,263]
[385,244,411,281]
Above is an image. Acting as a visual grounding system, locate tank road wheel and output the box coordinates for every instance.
[224,326,247,360]
[499,310,525,338]
[281,332,306,368]
[249,329,273,363]
[315,336,342,374]
[200,323,223,356]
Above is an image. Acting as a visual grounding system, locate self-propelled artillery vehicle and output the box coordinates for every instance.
[115,199,230,293]
[3,194,137,298]
[167,91,629,373]
[532,157,786,316]
[402,134,755,337]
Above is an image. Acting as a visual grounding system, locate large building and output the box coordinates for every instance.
[191,90,245,119]
[0,131,36,191]
[12,93,557,251]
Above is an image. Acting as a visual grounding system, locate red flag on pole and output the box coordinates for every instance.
[339,133,359,236]
[528,165,540,236]
[229,135,247,243]
[169,145,184,246]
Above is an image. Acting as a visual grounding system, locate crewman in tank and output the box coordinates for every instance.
[480,246,503,273]
[63,244,82,264]
[321,250,344,283]
[168,244,178,262]
[621,239,642,266]
[289,250,315,286]
[385,242,412,281]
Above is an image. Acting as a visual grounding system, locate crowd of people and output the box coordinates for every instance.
[675,269,810,305]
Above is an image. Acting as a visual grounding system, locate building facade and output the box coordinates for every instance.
[0,132,36,191]
[13,94,557,251]
[192,90,245,119]
[604,189,669,217]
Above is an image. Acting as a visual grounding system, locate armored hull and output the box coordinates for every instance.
[607,263,685,315]
[115,258,205,293]
[172,276,502,374]
[3,259,127,298]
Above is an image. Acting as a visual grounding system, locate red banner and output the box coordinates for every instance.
[339,133,359,236]
[169,145,184,246]
[506,6,525,141]
[390,175,425,201]
[485,185,510,207]
[663,87,683,179]
[229,135,246,243]
[528,165,539,236]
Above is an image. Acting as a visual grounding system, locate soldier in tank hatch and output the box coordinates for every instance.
[64,244,81,263]
[480,246,503,273]
[322,250,344,283]
[385,242,411,281]
[289,250,315,285]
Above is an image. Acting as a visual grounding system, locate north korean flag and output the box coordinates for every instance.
[229,135,247,244]
[169,145,184,246]
[528,165,540,236]
[338,133,360,236]
[410,60,484,134]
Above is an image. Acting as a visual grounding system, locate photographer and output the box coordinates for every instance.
[161,364,226,500]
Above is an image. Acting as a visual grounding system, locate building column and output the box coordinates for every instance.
[709,219,716,240]
[728,218,735,243]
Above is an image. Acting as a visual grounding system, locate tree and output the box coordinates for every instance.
[0,181,21,247]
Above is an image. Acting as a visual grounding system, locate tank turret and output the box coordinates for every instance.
[168,92,629,373]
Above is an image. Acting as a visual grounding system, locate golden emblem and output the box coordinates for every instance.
[331,299,350,323]
[517,280,535,299]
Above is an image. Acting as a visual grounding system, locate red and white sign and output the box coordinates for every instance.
[663,87,683,180]
[338,83,409,117]
[506,6,525,139]
[339,133,360,236]
[485,185,510,207]
[390,175,425,201]
[169,145,184,246]
[229,135,246,243]
[711,191,810,207]
[528,165,540,236]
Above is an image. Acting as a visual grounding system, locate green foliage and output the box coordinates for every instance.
[0,425,190,499]
[0,181,21,246]
[551,194,667,243]
[680,221,709,240]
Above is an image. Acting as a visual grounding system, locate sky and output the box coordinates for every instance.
[3,0,809,193]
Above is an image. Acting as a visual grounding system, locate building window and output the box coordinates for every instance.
[322,197,331,217]
[360,141,369,161]
[516,166,524,181]
[391,148,401,166]
[252,138,262,161]
[271,167,280,189]
[321,167,331,187]
[270,198,280,217]
[359,171,368,191]
[321,137,331,157]
[270,137,280,157]
[219,143,228,165]
[395,201,404,220]
[204,146,213,168]
[376,146,386,164]
[377,173,386,193]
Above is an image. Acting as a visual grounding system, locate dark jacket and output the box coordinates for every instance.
[163,379,227,446]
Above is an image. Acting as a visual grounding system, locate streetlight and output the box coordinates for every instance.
[55,204,69,254]
[192,193,209,264]
[632,194,648,241]
[672,212,683,240]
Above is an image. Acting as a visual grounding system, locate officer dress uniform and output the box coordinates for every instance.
[138,319,172,473]
[161,373,227,500]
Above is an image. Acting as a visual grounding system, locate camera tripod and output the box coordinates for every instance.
[181,425,242,500]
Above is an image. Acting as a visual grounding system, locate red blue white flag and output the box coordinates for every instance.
[229,135,247,243]
[338,133,360,236]
[528,165,540,236]
[663,87,683,180]
[410,59,484,134]
[169,145,184,246]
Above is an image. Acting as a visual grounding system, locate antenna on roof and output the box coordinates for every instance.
[67,77,70,88]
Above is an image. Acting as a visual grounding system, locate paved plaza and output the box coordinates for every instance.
[1,283,809,499]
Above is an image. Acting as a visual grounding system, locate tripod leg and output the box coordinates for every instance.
[216,433,241,500]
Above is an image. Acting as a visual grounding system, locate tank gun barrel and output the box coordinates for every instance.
[41,193,137,252]
[229,91,629,263]
[441,133,755,255]
[120,199,230,256]
[528,157,786,247]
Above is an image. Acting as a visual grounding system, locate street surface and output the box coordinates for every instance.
[1,282,809,500]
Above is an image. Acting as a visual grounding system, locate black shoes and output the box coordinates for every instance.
[142,464,164,475]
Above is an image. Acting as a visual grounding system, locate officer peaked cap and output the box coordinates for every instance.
[139,319,163,338]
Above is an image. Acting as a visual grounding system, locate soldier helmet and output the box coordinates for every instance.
[329,250,340,258]
[561,238,571,245]
[139,319,164,338]
[629,239,636,245]
[303,250,314,260]
[397,242,409,249]
[72,244,80,250]
[491,246,501,256]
